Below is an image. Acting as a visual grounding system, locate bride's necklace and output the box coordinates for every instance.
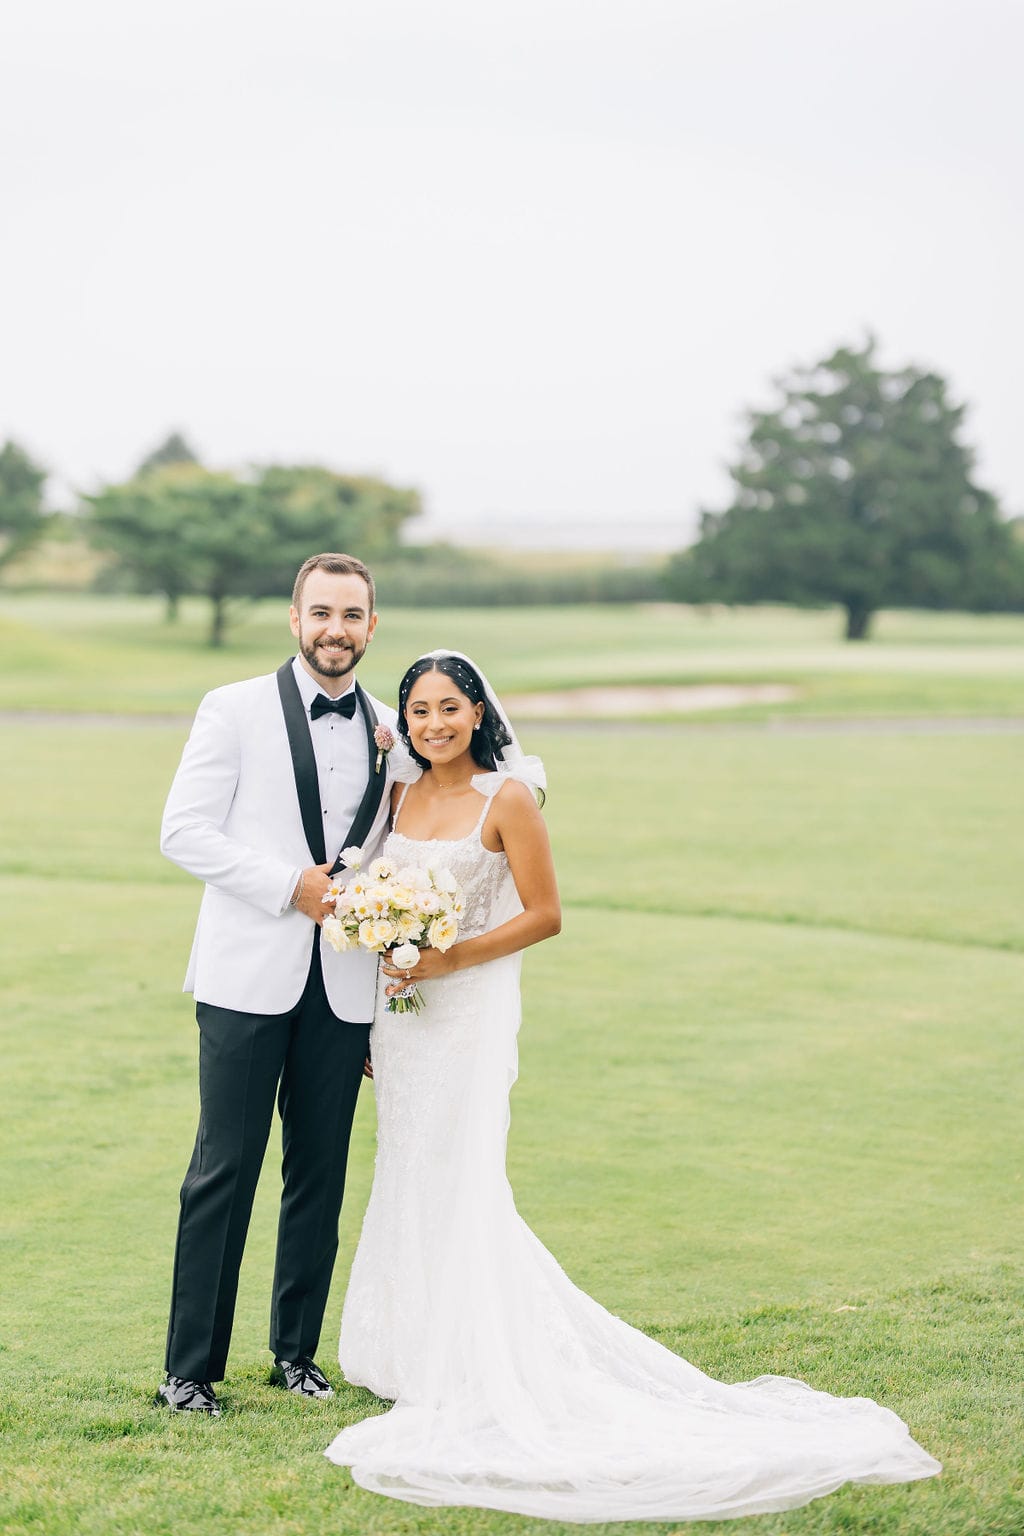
[432,774,471,790]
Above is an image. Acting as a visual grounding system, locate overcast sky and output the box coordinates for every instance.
[3,0,1020,549]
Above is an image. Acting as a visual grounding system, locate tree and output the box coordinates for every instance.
[246,465,422,596]
[0,439,47,571]
[667,339,1023,638]
[86,460,421,646]
[136,431,201,477]
[87,461,200,621]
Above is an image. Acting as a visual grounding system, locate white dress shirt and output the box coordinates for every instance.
[289,656,370,882]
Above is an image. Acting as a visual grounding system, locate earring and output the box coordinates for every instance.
[474,723,481,731]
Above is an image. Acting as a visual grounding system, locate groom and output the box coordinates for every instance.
[156,553,404,1415]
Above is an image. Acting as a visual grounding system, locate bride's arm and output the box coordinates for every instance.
[382,781,560,989]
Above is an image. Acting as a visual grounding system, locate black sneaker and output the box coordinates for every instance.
[269,1356,334,1398]
[155,1375,222,1415]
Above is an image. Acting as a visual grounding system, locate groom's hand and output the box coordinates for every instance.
[292,862,335,924]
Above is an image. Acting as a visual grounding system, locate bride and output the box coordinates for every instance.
[324,650,940,1523]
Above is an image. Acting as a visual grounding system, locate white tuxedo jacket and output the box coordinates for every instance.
[161,666,401,1020]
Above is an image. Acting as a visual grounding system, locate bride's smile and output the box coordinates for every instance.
[405,671,484,774]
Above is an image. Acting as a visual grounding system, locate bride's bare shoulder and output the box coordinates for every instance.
[492,777,536,805]
[489,778,545,826]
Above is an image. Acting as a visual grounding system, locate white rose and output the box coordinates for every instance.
[368,857,396,881]
[427,913,459,952]
[414,889,442,916]
[431,866,458,895]
[322,915,352,953]
[396,865,431,891]
[339,844,364,869]
[392,940,420,970]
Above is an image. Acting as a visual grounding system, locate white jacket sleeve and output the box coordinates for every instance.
[160,689,300,917]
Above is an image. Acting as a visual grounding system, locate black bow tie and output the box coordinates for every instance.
[310,692,357,721]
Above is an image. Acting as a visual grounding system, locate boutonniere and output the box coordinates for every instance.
[373,724,396,773]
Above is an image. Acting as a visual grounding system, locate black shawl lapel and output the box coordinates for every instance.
[330,683,388,876]
[275,659,389,877]
[275,659,327,866]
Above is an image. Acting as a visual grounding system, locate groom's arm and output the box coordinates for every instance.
[161,688,302,918]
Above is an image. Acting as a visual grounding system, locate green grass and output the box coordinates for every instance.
[2,699,1023,1534]
[1,592,1023,718]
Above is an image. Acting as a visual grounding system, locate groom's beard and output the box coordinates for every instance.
[299,634,367,680]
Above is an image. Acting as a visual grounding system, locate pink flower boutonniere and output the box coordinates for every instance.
[374,724,396,774]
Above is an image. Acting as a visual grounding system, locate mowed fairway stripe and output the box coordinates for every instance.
[564,893,1023,953]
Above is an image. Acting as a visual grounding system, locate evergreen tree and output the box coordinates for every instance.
[668,340,1022,638]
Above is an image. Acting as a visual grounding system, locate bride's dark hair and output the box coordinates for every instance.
[398,655,513,773]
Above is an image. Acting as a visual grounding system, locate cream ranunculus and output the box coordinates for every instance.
[358,917,398,951]
[322,915,353,953]
[396,911,425,941]
[414,889,442,916]
[396,864,431,891]
[392,940,420,970]
[427,913,459,952]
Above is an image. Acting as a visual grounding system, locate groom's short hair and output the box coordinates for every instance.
[292,553,375,613]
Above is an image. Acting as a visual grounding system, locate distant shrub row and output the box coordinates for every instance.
[374,547,669,607]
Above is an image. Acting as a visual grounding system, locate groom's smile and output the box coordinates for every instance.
[315,639,354,666]
[306,634,359,680]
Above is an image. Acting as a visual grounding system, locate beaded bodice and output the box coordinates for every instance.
[384,793,515,940]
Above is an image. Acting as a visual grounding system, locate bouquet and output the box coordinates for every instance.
[322,845,462,1014]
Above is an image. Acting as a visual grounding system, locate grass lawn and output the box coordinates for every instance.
[1,694,1022,1534]
[1,592,1023,718]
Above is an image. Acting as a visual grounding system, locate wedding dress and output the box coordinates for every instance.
[325,787,940,1522]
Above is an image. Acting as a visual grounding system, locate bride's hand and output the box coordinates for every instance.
[381,945,456,996]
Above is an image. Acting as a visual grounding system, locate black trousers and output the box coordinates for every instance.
[164,946,370,1382]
